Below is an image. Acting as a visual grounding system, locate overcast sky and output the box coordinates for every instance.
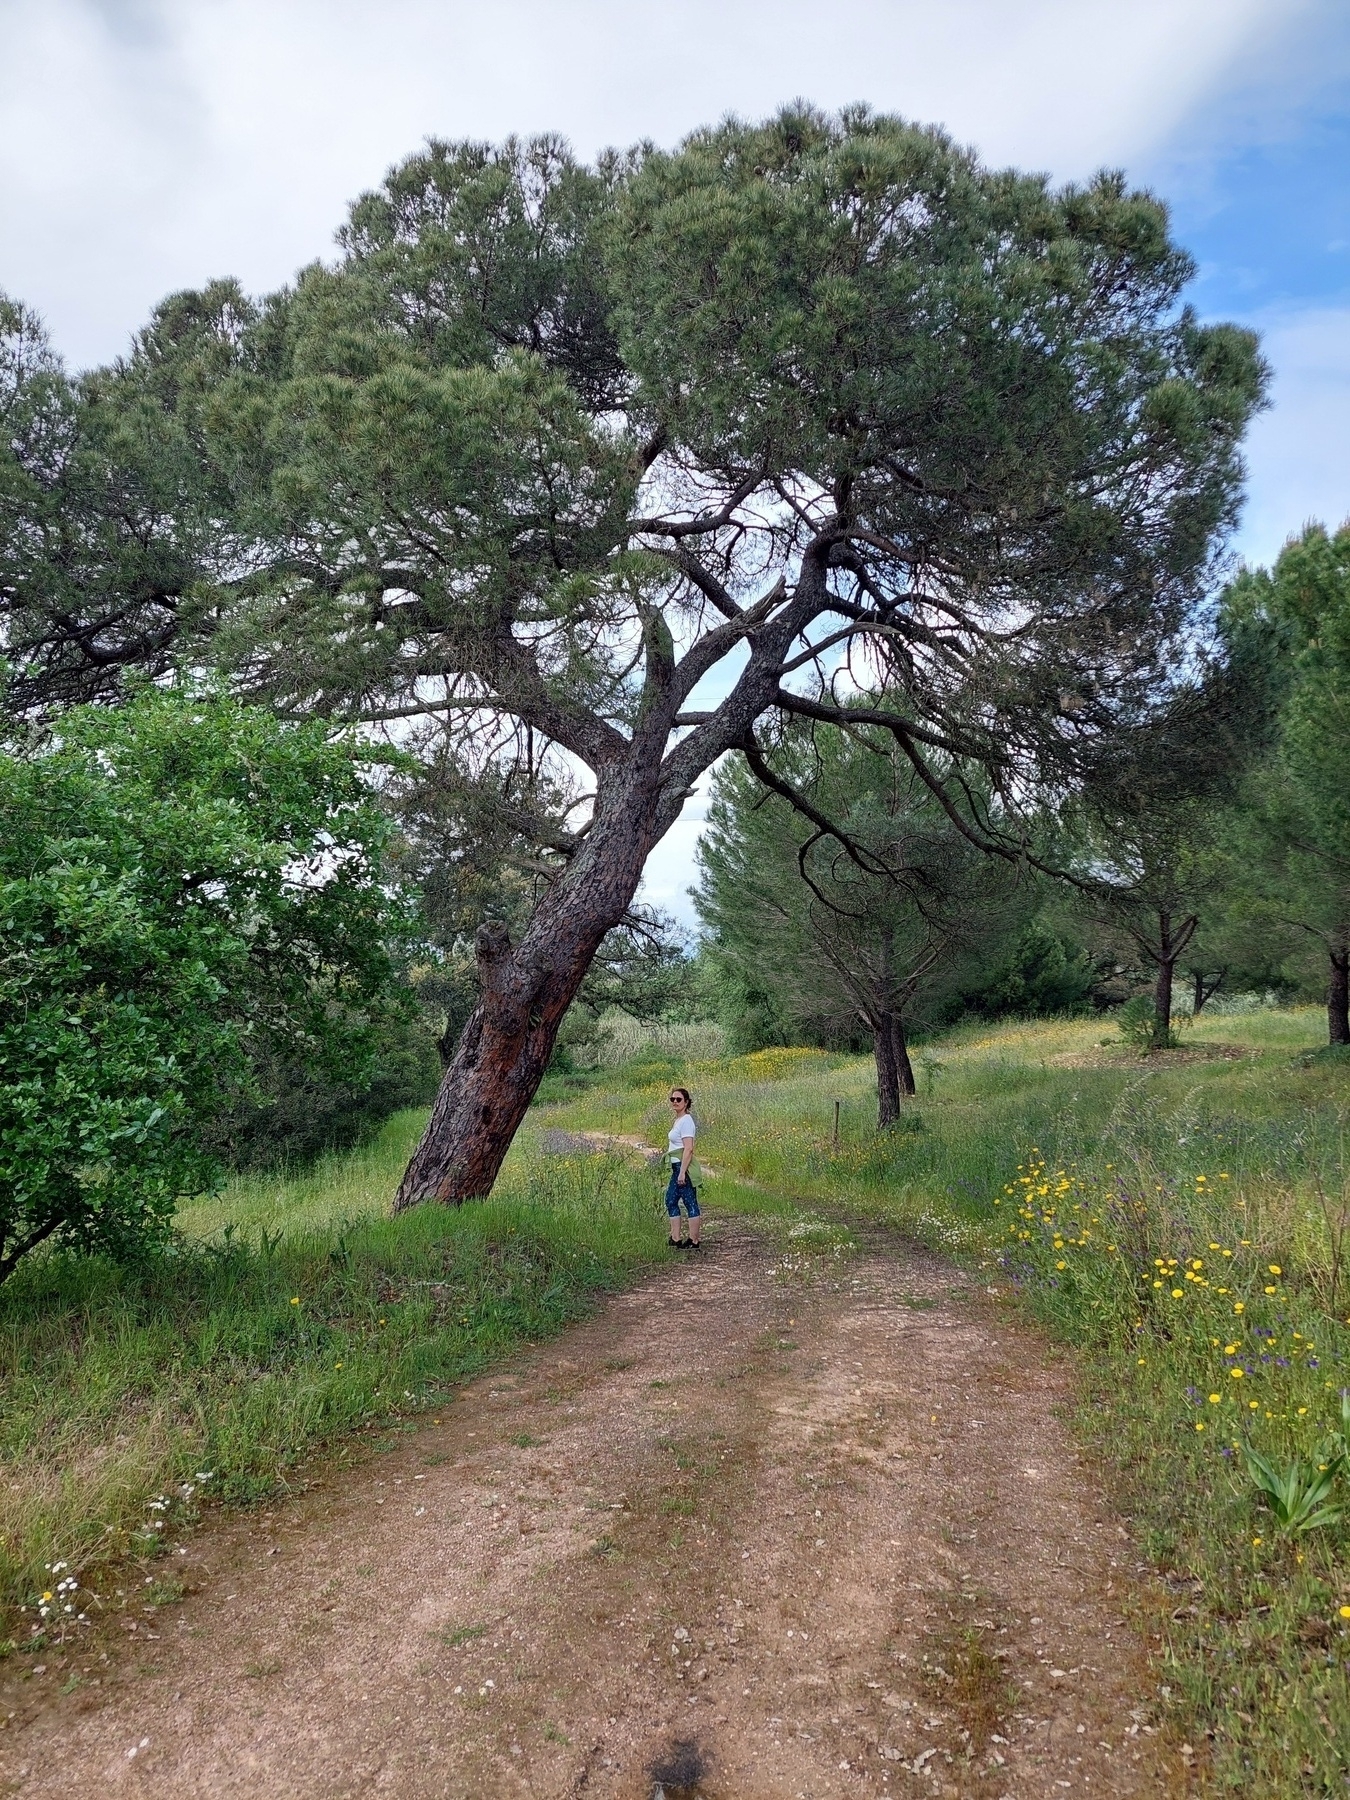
[3,0,1348,919]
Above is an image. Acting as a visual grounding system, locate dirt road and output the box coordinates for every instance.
[1,1222,1182,1798]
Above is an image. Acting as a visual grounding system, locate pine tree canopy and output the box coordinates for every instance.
[0,107,1269,1203]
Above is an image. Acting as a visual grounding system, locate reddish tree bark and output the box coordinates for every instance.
[394,769,662,1209]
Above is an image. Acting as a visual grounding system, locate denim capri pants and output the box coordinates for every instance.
[665,1161,700,1218]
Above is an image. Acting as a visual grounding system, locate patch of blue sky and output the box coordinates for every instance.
[1138,28,1350,563]
[1172,110,1350,316]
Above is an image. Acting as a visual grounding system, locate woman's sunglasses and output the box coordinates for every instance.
[669,1095,684,1104]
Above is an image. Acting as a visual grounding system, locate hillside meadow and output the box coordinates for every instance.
[3,1004,1349,1788]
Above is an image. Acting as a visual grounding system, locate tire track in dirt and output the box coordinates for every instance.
[0,1221,1184,1799]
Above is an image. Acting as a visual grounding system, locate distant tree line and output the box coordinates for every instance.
[692,521,1350,1119]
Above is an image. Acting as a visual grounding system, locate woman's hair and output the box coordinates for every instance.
[670,1086,692,1109]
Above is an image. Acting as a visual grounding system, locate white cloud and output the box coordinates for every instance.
[637,777,712,930]
[1234,305,1350,567]
[0,0,1313,365]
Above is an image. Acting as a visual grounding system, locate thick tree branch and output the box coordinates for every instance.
[649,545,742,621]
[738,729,896,884]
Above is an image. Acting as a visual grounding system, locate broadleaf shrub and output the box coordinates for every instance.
[0,687,410,1278]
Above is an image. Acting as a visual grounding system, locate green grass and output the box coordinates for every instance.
[178,1107,433,1238]
[0,1135,665,1650]
[534,1008,1350,1794]
[7,1003,1350,1792]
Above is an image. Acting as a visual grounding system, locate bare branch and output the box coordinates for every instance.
[738,728,896,884]
[628,466,765,541]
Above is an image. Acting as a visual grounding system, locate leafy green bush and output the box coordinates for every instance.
[0,688,408,1279]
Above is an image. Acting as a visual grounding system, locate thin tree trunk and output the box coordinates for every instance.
[1190,967,1226,1015]
[1330,946,1350,1048]
[873,1014,901,1129]
[1152,955,1175,1050]
[1135,908,1196,1051]
[872,1009,916,1128]
[394,772,659,1209]
[892,1013,917,1097]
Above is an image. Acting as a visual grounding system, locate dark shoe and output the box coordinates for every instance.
[687,1240,703,1251]
[668,1238,686,1249]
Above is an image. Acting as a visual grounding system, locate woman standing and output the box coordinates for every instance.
[665,1087,701,1250]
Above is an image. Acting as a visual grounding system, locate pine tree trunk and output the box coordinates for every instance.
[393,773,659,1209]
[1330,946,1350,1048]
[873,1010,916,1128]
[1152,956,1175,1049]
[873,1015,901,1129]
[1193,969,1206,1015]
[892,1013,917,1096]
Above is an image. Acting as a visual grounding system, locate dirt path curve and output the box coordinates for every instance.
[2,1223,1183,1800]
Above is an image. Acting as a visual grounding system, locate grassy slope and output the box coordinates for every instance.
[535,1011,1350,1793]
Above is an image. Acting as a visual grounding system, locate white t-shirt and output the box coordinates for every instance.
[667,1115,696,1160]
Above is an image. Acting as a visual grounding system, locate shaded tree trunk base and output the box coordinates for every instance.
[393,923,581,1209]
[1331,949,1350,1048]
[394,778,663,1210]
